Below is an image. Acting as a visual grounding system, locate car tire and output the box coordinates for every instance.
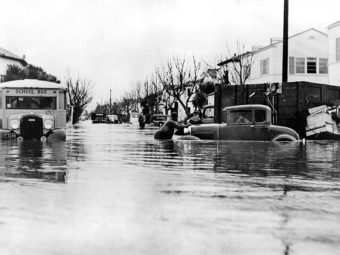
[272,134,298,142]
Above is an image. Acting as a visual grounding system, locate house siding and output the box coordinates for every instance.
[328,22,340,86]
[248,46,276,84]
[247,29,329,85]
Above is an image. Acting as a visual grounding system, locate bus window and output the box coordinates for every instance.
[59,91,66,110]
[0,90,2,109]
[6,96,56,109]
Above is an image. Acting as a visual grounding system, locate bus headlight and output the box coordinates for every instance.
[44,119,53,129]
[10,119,20,130]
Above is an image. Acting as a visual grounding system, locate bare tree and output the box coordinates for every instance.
[156,56,204,117]
[220,41,254,85]
[120,88,140,122]
[144,74,164,114]
[66,76,93,124]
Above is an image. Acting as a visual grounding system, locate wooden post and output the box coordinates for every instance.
[71,106,74,125]
[282,0,289,83]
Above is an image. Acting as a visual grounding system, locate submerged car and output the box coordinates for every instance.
[186,104,300,141]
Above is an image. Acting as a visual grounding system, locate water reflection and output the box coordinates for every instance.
[0,140,67,183]
[0,122,340,255]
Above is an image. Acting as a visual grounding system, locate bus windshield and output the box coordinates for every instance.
[6,96,57,110]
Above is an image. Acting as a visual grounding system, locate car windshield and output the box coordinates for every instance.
[230,110,252,124]
[6,96,56,109]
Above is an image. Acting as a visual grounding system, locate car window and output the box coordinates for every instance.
[254,110,266,123]
[230,110,252,124]
[203,107,214,118]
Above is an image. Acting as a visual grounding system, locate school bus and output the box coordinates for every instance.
[0,79,67,141]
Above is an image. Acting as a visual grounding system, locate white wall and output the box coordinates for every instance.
[246,29,328,85]
[288,29,329,84]
[248,46,276,84]
[328,22,340,86]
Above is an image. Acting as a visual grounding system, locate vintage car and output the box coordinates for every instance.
[106,114,119,124]
[185,104,300,141]
[201,105,214,124]
[91,113,106,123]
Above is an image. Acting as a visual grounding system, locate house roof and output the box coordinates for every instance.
[0,46,27,65]
[217,52,253,66]
[328,20,340,29]
[217,28,327,66]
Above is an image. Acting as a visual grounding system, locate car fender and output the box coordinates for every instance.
[268,125,300,140]
[175,135,201,141]
[272,133,298,142]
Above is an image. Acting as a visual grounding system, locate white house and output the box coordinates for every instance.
[0,46,27,82]
[328,21,340,86]
[219,28,329,85]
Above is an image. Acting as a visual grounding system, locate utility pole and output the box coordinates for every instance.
[282,0,289,83]
[110,89,112,114]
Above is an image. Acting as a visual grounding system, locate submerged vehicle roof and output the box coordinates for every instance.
[223,104,271,112]
[0,79,67,91]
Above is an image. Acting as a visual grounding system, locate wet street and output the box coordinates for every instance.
[0,121,340,255]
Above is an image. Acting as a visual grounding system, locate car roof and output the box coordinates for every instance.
[223,104,271,112]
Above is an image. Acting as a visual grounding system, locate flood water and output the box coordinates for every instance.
[0,121,340,255]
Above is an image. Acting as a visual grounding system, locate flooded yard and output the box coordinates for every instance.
[0,121,340,255]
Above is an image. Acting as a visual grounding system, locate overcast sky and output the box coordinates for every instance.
[1,0,340,109]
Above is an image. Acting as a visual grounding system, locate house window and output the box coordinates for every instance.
[319,58,328,74]
[296,58,305,73]
[289,57,295,74]
[260,58,269,76]
[336,37,340,62]
[307,58,317,74]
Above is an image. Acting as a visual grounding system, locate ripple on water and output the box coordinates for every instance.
[0,122,339,255]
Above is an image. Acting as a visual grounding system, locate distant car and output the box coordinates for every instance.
[106,114,119,124]
[152,114,168,127]
[185,104,300,141]
[91,113,106,123]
